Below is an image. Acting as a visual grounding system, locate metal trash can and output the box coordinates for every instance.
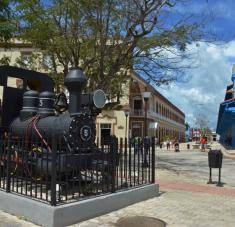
[207,149,223,186]
[208,149,223,168]
[187,144,190,149]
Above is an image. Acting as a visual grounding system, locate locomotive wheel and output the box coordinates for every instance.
[82,183,96,196]
[82,180,96,196]
[25,147,43,181]
[10,149,18,176]
[1,147,19,176]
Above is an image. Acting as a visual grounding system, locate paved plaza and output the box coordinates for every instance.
[1,147,235,226]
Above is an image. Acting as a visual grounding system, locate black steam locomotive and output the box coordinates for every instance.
[0,66,113,187]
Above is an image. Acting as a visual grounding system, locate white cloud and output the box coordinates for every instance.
[223,41,235,57]
[157,41,235,130]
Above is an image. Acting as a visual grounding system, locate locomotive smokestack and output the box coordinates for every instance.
[64,67,87,116]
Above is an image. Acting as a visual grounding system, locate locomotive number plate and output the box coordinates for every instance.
[80,125,92,141]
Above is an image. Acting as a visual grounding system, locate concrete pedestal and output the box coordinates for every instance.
[0,184,159,227]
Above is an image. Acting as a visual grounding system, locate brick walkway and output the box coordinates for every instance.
[158,180,235,197]
[77,187,235,227]
[1,150,235,227]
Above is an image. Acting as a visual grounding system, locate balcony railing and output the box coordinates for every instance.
[130,109,185,129]
[130,109,144,116]
[148,110,185,128]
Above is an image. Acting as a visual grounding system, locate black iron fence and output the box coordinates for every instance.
[0,134,155,206]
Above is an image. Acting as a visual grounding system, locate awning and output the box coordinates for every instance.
[149,122,158,129]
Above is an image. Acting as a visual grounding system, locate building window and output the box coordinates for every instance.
[42,54,52,69]
[100,123,112,140]
[7,76,23,89]
[156,101,158,113]
[21,51,32,66]
[132,96,142,115]
[134,99,142,109]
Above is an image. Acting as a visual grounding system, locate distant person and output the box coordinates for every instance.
[200,136,207,152]
[133,136,139,154]
[166,140,170,150]
[160,141,163,149]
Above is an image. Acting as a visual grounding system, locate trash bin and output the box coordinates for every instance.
[207,149,223,186]
[187,144,190,149]
[208,149,223,168]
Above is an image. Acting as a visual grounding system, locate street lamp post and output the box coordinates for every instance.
[124,109,130,138]
[142,91,151,137]
[142,91,151,168]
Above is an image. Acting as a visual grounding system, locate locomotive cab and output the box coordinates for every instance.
[0,66,54,131]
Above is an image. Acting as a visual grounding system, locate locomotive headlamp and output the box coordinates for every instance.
[92,89,106,109]
[81,89,106,109]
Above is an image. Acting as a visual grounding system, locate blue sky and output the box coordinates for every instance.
[156,0,235,130]
[173,0,235,41]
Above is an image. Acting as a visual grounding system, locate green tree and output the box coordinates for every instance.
[15,0,207,96]
[0,0,14,42]
[185,122,190,131]
[13,53,64,92]
[0,55,10,65]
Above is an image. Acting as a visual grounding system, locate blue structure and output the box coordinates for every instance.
[216,67,235,146]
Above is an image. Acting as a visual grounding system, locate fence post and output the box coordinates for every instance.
[111,137,117,193]
[6,133,11,193]
[51,136,57,206]
[151,137,155,184]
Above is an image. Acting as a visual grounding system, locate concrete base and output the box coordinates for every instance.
[0,184,159,227]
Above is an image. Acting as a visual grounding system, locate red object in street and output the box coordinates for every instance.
[200,136,207,144]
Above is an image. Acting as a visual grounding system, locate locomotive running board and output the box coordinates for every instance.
[0,184,159,227]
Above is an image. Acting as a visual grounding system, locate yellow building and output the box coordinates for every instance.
[0,40,35,65]
[96,72,185,143]
[0,41,185,143]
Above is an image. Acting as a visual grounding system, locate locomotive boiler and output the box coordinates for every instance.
[10,67,106,152]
